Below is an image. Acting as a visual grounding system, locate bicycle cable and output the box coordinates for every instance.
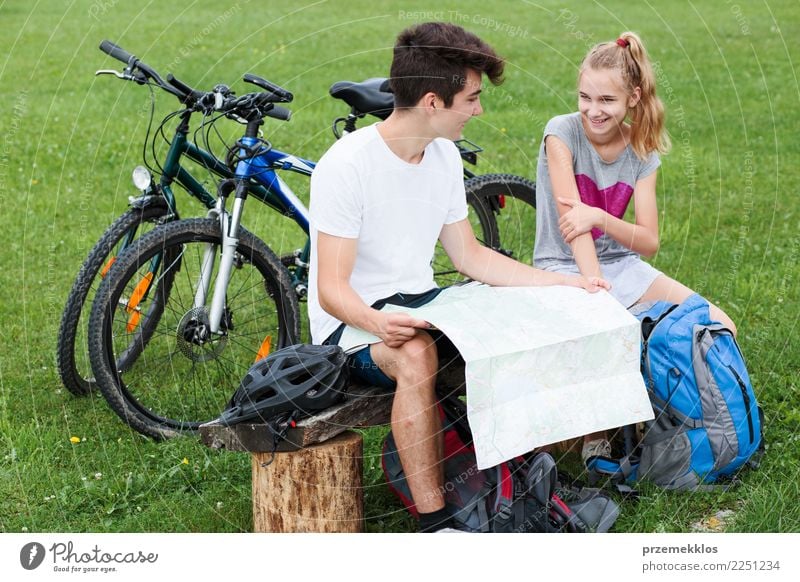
[195,108,231,184]
[148,109,184,181]
[140,82,157,180]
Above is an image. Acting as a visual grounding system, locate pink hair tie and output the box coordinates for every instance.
[616,38,629,48]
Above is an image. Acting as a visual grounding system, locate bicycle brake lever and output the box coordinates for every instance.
[95,69,148,85]
[226,113,249,124]
[95,69,127,78]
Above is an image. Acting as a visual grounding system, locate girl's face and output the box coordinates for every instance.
[578,67,640,142]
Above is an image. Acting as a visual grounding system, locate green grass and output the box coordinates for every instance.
[1,0,798,533]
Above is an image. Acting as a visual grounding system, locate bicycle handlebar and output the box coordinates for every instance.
[243,73,293,103]
[99,40,136,66]
[99,40,186,100]
[265,104,292,121]
[99,41,293,124]
[165,73,208,106]
[219,92,292,122]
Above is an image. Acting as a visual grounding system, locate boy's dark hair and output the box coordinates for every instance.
[389,22,504,109]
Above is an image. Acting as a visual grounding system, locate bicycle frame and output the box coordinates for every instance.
[131,107,314,312]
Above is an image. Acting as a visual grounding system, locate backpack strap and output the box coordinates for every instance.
[438,395,474,446]
[457,482,493,532]
[586,455,637,480]
[550,494,587,533]
[650,394,704,430]
[512,496,527,532]
[585,454,640,498]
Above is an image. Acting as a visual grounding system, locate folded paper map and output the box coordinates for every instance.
[338,284,653,469]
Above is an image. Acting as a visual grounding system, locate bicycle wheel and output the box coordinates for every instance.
[57,202,170,396]
[88,218,301,439]
[467,173,537,265]
[431,187,500,287]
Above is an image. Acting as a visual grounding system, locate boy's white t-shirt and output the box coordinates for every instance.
[308,123,468,344]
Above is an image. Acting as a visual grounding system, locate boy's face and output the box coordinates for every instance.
[432,68,483,140]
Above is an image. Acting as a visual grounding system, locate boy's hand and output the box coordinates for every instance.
[376,312,431,348]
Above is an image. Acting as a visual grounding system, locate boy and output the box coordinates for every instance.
[309,21,609,532]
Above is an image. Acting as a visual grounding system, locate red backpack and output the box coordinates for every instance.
[381,396,620,533]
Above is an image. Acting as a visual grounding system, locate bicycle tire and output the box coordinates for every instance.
[88,218,301,439]
[466,173,537,265]
[56,203,170,396]
[431,184,501,287]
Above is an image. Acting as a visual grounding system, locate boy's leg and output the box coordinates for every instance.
[637,274,737,335]
[369,332,445,513]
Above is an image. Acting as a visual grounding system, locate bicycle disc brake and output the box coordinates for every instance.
[176,306,229,363]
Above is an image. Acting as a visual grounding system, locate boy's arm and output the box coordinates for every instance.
[558,172,660,257]
[316,231,430,348]
[438,219,609,292]
[545,135,603,277]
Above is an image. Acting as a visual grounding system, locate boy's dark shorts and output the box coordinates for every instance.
[322,288,460,390]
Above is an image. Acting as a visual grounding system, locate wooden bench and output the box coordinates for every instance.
[199,361,467,532]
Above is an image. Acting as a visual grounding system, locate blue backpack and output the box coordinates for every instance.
[588,294,764,491]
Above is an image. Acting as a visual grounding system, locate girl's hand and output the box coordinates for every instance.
[584,275,611,292]
[566,274,611,293]
[557,197,601,243]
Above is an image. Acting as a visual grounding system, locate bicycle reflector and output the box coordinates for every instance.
[132,166,152,191]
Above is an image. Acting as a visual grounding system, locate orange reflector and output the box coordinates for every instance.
[126,272,154,313]
[254,335,272,362]
[126,310,142,333]
[100,256,117,278]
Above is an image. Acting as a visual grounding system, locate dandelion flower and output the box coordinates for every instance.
[181,458,189,465]
[69,436,80,444]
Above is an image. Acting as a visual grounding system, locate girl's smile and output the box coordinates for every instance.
[578,67,640,145]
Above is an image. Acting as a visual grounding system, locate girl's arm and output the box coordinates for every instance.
[545,136,603,278]
[558,171,660,257]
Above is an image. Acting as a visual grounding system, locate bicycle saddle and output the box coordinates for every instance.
[329,78,394,120]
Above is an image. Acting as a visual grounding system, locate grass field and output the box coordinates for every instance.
[1,0,798,534]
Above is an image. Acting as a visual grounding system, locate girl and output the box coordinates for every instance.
[533,31,737,462]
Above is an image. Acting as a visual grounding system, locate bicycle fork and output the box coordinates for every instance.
[194,180,246,336]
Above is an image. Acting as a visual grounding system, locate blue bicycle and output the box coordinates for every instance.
[82,43,536,438]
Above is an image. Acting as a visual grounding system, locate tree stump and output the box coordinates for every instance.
[251,430,364,532]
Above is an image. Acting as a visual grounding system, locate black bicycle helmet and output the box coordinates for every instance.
[218,344,348,426]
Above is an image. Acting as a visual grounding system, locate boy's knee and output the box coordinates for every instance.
[392,334,439,382]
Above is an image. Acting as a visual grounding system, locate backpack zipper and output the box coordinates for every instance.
[728,365,755,444]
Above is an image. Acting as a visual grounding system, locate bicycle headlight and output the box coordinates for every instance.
[132,166,152,191]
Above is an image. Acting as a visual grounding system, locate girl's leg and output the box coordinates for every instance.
[637,274,737,335]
